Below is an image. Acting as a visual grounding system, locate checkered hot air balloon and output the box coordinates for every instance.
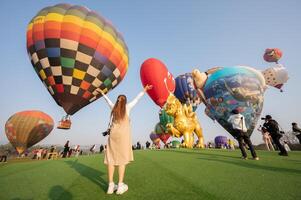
[5,111,54,154]
[26,4,129,117]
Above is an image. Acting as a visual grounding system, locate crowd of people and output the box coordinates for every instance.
[227,109,300,160]
[257,116,301,154]
[29,141,99,160]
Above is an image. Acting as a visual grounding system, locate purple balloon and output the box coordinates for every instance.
[150,132,159,141]
[215,136,228,148]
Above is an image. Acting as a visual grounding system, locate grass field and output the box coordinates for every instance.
[0,149,300,200]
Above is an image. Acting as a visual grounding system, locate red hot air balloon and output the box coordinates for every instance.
[159,134,171,144]
[263,48,282,63]
[140,58,175,107]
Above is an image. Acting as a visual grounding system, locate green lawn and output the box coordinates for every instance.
[0,149,300,200]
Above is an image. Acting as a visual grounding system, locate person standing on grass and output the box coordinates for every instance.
[262,115,288,156]
[145,141,151,149]
[100,85,152,195]
[63,140,70,158]
[99,145,104,153]
[0,148,9,163]
[257,126,274,151]
[228,109,259,160]
[292,122,301,144]
[90,144,96,155]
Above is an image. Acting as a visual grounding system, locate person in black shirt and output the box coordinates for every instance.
[99,145,104,153]
[136,142,141,150]
[292,122,301,144]
[262,115,288,156]
[145,141,151,149]
[63,140,70,158]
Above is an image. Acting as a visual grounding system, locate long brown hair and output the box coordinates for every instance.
[111,95,127,122]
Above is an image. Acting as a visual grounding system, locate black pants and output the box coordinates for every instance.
[0,155,7,162]
[233,129,257,158]
[271,134,288,155]
[296,134,301,144]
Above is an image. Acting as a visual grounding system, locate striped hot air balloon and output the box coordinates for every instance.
[26,4,129,116]
[149,132,160,145]
[5,111,54,154]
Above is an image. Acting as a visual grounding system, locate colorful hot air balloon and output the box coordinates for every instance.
[5,110,54,154]
[214,136,228,148]
[26,4,129,116]
[203,66,266,137]
[149,132,160,145]
[263,48,282,63]
[154,122,171,144]
[204,107,215,121]
[159,134,170,144]
[140,58,175,107]
[174,73,201,110]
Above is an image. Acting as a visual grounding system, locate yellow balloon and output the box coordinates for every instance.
[165,94,205,148]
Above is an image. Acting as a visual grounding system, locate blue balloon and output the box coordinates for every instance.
[174,73,200,110]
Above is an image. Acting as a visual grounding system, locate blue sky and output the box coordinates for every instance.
[0,0,300,146]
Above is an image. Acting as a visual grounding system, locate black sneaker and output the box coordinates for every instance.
[278,152,288,156]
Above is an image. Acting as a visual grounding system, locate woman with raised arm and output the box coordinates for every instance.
[100,85,152,195]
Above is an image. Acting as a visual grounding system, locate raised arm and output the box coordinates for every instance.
[99,90,114,110]
[127,90,146,113]
[127,85,153,113]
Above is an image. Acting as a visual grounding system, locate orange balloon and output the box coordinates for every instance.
[5,110,54,154]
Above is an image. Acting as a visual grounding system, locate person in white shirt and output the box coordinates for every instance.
[228,109,258,160]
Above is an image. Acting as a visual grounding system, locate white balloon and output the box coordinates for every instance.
[262,64,289,90]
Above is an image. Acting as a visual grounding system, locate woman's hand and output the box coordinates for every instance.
[144,84,153,91]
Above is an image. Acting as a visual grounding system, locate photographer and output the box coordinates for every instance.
[292,122,301,144]
[262,115,288,156]
[228,109,258,160]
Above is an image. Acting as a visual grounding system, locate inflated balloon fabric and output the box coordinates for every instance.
[27,4,129,115]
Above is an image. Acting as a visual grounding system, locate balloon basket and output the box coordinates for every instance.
[57,120,71,130]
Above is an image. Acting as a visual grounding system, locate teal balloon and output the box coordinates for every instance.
[203,66,265,137]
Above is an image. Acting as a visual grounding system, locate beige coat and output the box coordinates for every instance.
[102,91,145,166]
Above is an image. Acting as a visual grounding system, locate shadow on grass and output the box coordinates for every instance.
[64,160,107,191]
[48,185,73,200]
[198,156,301,175]
[165,149,301,174]
[164,149,240,159]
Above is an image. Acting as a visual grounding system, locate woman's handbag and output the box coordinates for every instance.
[102,116,112,136]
